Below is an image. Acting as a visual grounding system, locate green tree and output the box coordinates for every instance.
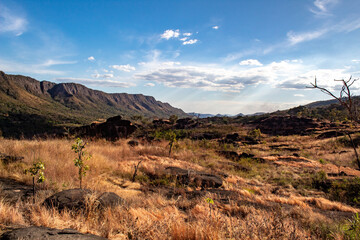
[24,159,45,203]
[72,138,91,189]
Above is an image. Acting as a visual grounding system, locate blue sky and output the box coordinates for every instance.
[1,0,360,114]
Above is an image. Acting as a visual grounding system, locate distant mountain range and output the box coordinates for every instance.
[0,71,187,137]
[187,112,266,118]
[187,112,240,118]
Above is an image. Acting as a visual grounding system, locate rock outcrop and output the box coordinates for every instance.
[256,116,328,136]
[71,115,137,140]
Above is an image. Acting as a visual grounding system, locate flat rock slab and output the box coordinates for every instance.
[0,226,106,240]
[0,177,33,203]
[43,188,124,211]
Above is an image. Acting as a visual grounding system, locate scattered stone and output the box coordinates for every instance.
[0,226,106,240]
[127,139,139,147]
[0,153,24,164]
[217,151,255,161]
[217,151,239,161]
[165,166,223,188]
[222,161,251,172]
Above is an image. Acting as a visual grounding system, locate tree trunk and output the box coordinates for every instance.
[347,133,360,169]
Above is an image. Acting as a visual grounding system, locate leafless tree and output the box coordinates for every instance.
[132,160,143,182]
[309,77,358,123]
[309,76,360,169]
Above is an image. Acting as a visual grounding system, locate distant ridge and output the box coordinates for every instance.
[0,71,187,138]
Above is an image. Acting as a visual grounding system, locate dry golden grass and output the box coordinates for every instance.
[0,136,359,239]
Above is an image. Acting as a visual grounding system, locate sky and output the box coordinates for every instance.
[1,0,360,115]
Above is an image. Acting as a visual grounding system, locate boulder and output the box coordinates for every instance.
[165,166,223,188]
[43,189,123,211]
[43,188,92,211]
[97,192,124,209]
[0,226,106,240]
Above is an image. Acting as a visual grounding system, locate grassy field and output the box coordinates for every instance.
[1,127,360,239]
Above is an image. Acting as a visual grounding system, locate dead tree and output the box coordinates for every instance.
[309,76,360,169]
[132,160,143,182]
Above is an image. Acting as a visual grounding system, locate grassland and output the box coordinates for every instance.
[1,125,360,239]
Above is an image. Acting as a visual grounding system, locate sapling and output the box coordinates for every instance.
[165,130,177,157]
[24,159,45,203]
[72,138,90,189]
[205,197,214,217]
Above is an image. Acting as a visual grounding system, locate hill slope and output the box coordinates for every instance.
[0,71,187,138]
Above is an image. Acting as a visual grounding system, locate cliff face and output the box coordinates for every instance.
[0,71,187,138]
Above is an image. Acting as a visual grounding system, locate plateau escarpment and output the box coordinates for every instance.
[0,71,187,138]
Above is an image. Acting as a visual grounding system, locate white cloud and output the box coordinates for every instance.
[294,94,305,97]
[88,56,95,61]
[145,83,155,87]
[41,59,77,67]
[110,64,136,72]
[180,37,188,41]
[183,32,192,36]
[182,39,198,45]
[212,26,219,30]
[239,59,263,66]
[135,59,356,93]
[0,4,27,36]
[287,29,327,45]
[160,29,180,40]
[56,77,133,88]
[92,73,114,78]
[310,0,338,16]
[352,59,360,63]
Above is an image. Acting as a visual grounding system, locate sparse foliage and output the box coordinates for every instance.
[248,128,262,141]
[24,159,45,203]
[72,138,90,189]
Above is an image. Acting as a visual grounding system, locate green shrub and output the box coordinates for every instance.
[343,213,360,240]
[329,178,360,206]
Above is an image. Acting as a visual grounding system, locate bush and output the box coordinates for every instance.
[329,178,360,206]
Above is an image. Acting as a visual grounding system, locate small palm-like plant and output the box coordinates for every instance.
[72,138,90,189]
[24,159,45,203]
[165,130,177,157]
